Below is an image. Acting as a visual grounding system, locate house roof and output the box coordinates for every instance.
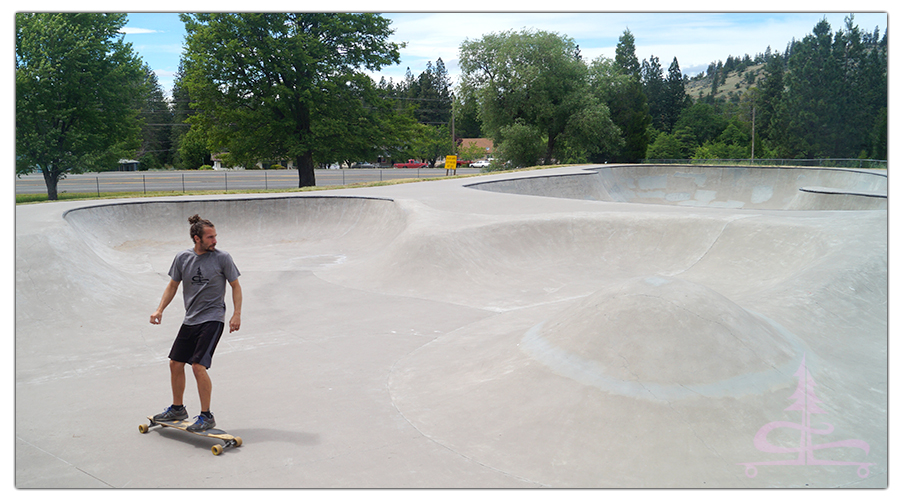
[459,138,494,151]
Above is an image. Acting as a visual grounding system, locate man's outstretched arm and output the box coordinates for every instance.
[229,278,242,333]
[150,279,180,325]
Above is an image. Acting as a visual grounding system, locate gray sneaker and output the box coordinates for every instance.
[153,405,189,422]
[187,413,216,432]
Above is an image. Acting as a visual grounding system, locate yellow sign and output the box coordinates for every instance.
[445,155,457,170]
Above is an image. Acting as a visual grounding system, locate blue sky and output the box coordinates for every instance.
[122,10,889,97]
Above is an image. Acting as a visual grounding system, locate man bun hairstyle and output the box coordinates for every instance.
[189,214,214,242]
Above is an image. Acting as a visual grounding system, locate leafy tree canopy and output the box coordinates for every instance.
[178,13,405,186]
[16,12,148,199]
[459,29,620,168]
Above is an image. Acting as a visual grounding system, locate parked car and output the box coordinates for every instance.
[394,159,427,168]
[472,159,491,168]
[351,162,376,168]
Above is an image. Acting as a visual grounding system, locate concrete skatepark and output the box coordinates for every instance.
[15,164,887,488]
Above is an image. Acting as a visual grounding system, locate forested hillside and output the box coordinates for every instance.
[649,16,887,161]
[457,15,886,169]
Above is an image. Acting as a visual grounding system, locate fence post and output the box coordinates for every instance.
[225,172,228,192]
[182,174,185,193]
[96,177,100,197]
[143,175,146,194]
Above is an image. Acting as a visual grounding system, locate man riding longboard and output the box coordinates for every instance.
[150,214,242,432]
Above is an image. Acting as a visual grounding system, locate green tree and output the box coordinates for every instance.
[459,29,620,168]
[778,18,839,157]
[493,121,546,168]
[751,53,785,154]
[384,59,455,164]
[641,55,666,131]
[660,57,691,133]
[138,66,174,170]
[646,131,686,160]
[673,102,728,147]
[615,29,641,77]
[453,96,484,139]
[170,61,210,169]
[457,140,487,162]
[586,56,631,104]
[406,59,452,126]
[16,13,148,199]
[602,30,651,163]
[407,124,454,166]
[767,16,887,159]
[870,107,888,161]
[693,121,751,159]
[835,16,887,159]
[179,13,403,187]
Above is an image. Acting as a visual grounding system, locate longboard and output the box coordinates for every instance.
[139,417,242,455]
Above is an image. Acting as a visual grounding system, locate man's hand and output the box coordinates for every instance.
[228,279,242,333]
[151,279,179,325]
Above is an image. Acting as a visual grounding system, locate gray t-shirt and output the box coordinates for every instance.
[168,248,241,325]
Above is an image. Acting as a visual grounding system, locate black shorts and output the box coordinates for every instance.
[168,321,224,369]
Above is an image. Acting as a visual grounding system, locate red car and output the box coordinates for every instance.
[394,159,428,168]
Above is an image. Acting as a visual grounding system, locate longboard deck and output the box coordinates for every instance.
[139,417,242,455]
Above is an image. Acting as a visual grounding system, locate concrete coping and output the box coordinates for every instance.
[798,186,888,198]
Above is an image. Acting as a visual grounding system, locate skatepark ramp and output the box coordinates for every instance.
[16,164,887,488]
[466,165,887,210]
[61,195,408,274]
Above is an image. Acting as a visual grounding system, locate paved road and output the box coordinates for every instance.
[15,168,483,195]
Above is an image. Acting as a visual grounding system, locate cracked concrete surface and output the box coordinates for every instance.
[15,164,887,487]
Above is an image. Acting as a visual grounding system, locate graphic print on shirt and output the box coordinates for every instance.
[191,266,210,287]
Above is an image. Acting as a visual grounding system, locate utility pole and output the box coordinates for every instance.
[450,93,456,155]
[751,105,756,163]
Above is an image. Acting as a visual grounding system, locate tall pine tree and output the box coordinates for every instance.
[641,55,666,132]
[138,66,173,169]
[660,57,690,133]
[607,29,651,162]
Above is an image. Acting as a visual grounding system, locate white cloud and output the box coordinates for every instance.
[120,27,160,35]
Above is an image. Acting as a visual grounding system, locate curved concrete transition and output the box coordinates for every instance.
[15,164,887,488]
[468,165,887,210]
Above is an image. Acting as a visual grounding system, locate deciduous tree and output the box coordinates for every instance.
[459,29,620,168]
[179,13,403,186]
[16,13,147,199]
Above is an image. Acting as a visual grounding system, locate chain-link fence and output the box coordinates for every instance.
[15,167,484,197]
[641,158,886,169]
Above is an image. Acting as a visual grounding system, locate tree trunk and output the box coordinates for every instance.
[296,151,316,188]
[544,134,557,166]
[42,166,59,201]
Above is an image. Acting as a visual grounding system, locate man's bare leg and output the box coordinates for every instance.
[170,360,186,406]
[193,363,212,413]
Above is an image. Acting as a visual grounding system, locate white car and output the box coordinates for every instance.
[472,160,491,168]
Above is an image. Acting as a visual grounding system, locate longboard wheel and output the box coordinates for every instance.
[234,437,242,447]
[138,424,149,434]
[212,444,224,456]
